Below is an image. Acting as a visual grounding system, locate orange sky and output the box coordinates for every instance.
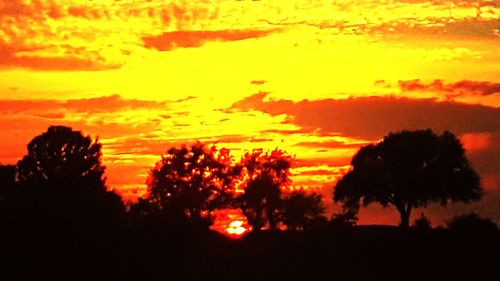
[0,0,499,229]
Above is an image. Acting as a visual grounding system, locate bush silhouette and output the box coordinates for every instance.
[334,129,482,227]
[414,213,432,229]
[447,213,499,234]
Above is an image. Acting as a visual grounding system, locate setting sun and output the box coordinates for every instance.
[226,220,249,236]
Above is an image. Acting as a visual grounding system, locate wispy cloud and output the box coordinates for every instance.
[399,79,500,96]
[0,0,220,70]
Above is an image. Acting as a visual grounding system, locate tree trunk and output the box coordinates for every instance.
[400,211,410,228]
[395,202,412,228]
[251,207,264,233]
[267,208,276,231]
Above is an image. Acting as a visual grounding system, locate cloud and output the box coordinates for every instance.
[0,0,40,18]
[394,0,498,6]
[142,29,278,51]
[295,158,353,169]
[0,53,119,71]
[460,132,500,190]
[250,80,267,85]
[66,5,107,20]
[295,140,368,149]
[0,95,173,174]
[0,1,219,71]
[371,18,500,40]
[305,14,499,40]
[0,36,119,71]
[64,95,169,113]
[260,128,318,136]
[212,135,273,144]
[232,92,500,139]
[232,93,500,191]
[0,95,169,114]
[399,79,500,96]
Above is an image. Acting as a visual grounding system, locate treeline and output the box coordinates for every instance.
[1,126,499,231]
[0,126,499,280]
[0,126,327,234]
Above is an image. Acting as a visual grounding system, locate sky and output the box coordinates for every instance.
[0,0,499,232]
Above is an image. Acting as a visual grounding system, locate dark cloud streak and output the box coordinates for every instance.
[142,29,279,51]
[232,92,500,139]
[0,95,169,115]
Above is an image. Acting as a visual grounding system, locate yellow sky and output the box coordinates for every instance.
[0,0,499,226]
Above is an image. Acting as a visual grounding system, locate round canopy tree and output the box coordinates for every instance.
[15,126,124,227]
[17,126,106,190]
[334,129,482,227]
[133,142,235,227]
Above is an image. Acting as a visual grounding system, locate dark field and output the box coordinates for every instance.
[1,224,499,281]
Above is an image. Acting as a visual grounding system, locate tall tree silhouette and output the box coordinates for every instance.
[14,126,124,229]
[238,149,292,232]
[1,126,128,281]
[132,142,235,227]
[334,129,482,227]
[281,191,326,230]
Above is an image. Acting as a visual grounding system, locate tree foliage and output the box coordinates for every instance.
[334,129,482,227]
[17,126,106,190]
[12,126,124,228]
[132,142,236,226]
[281,191,326,230]
[133,144,327,232]
[237,149,292,232]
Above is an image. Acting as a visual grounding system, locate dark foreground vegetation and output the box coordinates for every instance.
[1,223,499,281]
[0,126,498,280]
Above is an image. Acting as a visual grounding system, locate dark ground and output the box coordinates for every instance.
[1,223,499,281]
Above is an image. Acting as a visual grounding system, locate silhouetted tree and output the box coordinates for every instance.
[238,149,292,232]
[281,191,326,230]
[13,126,124,229]
[17,126,107,188]
[0,127,130,281]
[131,142,235,227]
[334,129,482,227]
